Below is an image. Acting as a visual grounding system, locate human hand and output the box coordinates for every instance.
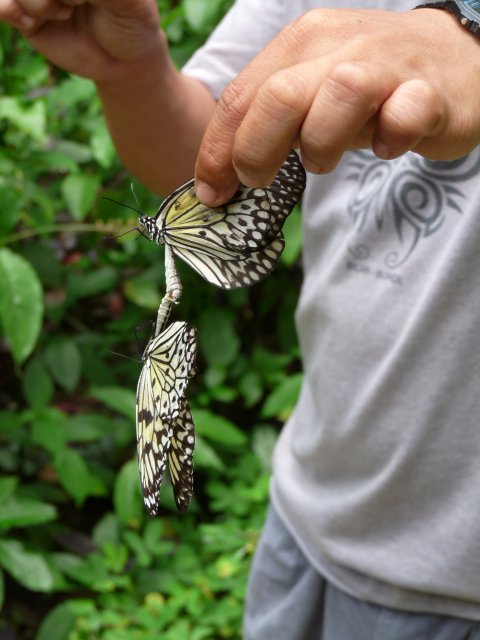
[0,0,162,81]
[195,8,480,205]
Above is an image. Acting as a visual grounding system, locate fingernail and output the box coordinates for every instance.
[374,142,392,160]
[301,156,323,174]
[195,180,218,206]
[299,151,324,174]
[235,168,262,187]
[55,5,73,20]
[20,14,36,29]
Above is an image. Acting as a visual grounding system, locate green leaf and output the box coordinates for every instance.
[194,409,247,446]
[183,0,223,33]
[47,75,96,110]
[90,386,136,421]
[281,206,303,266]
[0,248,43,364]
[194,435,224,471]
[92,512,121,548]
[114,459,143,526]
[53,140,93,164]
[22,355,54,409]
[0,497,57,530]
[261,373,303,419]
[198,308,240,367]
[0,181,22,235]
[61,173,100,221]
[0,96,46,141]
[90,121,116,169]
[67,266,117,299]
[54,448,105,505]
[238,370,263,407]
[31,408,67,456]
[35,602,76,640]
[44,337,82,392]
[65,413,113,443]
[0,540,55,591]
[0,477,17,502]
[124,276,162,310]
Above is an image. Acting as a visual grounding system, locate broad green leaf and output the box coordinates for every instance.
[61,173,101,221]
[31,408,67,456]
[0,540,55,591]
[0,411,22,437]
[281,206,303,266]
[90,121,116,169]
[53,140,93,164]
[0,248,43,364]
[0,96,46,141]
[183,0,223,33]
[0,497,57,529]
[35,602,76,640]
[198,308,240,367]
[67,266,117,299]
[194,435,224,471]
[44,337,82,392]
[90,386,136,421]
[55,448,105,505]
[22,356,54,409]
[92,512,121,548]
[114,460,143,526]
[238,370,263,407]
[261,372,303,419]
[194,409,247,446]
[47,76,96,110]
[21,243,61,289]
[0,181,22,235]
[124,277,162,310]
[0,477,17,502]
[65,413,112,443]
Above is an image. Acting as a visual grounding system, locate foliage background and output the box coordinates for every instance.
[0,1,303,637]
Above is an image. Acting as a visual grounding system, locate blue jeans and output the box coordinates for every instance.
[244,504,480,640]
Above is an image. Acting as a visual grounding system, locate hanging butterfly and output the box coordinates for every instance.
[137,395,195,514]
[138,319,197,420]
[138,149,306,290]
[136,319,198,513]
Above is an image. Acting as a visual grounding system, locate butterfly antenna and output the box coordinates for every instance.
[130,184,144,213]
[102,196,143,216]
[102,191,147,239]
[108,350,140,363]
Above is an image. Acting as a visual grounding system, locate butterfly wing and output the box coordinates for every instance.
[173,234,285,289]
[143,321,197,420]
[136,362,173,515]
[137,321,198,514]
[140,150,305,288]
[168,398,195,512]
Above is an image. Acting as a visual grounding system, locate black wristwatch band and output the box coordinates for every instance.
[415,1,480,37]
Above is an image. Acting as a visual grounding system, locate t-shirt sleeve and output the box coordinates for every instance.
[182,0,302,98]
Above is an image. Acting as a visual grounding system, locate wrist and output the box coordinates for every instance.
[414,1,480,38]
[95,28,173,90]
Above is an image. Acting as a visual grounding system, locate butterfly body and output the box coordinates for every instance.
[138,150,306,289]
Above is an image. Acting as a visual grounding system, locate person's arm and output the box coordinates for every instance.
[194,7,480,205]
[0,0,216,195]
[95,40,216,195]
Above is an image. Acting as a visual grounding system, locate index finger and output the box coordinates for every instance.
[194,23,312,206]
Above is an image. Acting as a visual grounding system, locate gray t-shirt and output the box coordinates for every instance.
[184,0,480,620]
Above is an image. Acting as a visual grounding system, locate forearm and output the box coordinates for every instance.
[96,31,216,196]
